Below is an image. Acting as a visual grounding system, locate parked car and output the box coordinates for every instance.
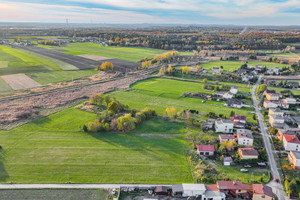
[240,168,248,172]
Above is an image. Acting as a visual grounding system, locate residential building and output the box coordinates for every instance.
[282,134,300,152]
[203,119,215,130]
[288,151,300,170]
[277,129,297,141]
[236,129,253,146]
[252,184,273,200]
[226,98,243,108]
[238,148,259,159]
[269,114,285,128]
[219,134,235,144]
[283,97,297,104]
[287,81,299,88]
[217,181,251,199]
[230,115,246,128]
[223,157,233,166]
[215,119,234,133]
[263,101,279,109]
[172,183,206,197]
[230,86,238,94]
[265,93,280,101]
[264,90,276,95]
[212,67,220,73]
[197,145,215,156]
[216,92,233,99]
[203,184,226,200]
[268,108,284,117]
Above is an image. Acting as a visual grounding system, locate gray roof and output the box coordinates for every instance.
[172,184,183,193]
[291,151,300,159]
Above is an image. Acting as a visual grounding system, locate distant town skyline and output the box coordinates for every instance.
[0,0,299,25]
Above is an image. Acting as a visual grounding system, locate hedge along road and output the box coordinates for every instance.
[16,46,139,73]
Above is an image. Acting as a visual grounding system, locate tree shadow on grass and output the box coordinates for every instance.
[0,148,9,183]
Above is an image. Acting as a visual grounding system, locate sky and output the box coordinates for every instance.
[0,0,299,25]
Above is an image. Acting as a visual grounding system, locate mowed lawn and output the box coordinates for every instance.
[0,108,193,184]
[28,70,98,85]
[201,61,290,71]
[112,78,256,123]
[39,43,166,62]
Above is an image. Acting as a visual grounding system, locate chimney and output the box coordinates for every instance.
[233,181,236,185]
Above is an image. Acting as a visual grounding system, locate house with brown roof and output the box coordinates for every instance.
[219,134,235,144]
[203,184,226,200]
[252,184,274,200]
[238,148,259,159]
[216,181,251,199]
[230,115,247,128]
[197,145,215,156]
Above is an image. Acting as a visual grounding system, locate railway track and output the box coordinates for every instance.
[0,66,160,103]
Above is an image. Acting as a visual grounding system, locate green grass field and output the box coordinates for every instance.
[0,45,61,75]
[38,43,166,62]
[28,70,98,85]
[111,78,255,123]
[200,61,290,71]
[0,77,13,95]
[0,108,193,184]
[267,53,300,58]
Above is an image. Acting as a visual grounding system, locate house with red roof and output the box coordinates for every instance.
[238,148,259,159]
[251,184,273,200]
[230,115,247,128]
[197,145,215,156]
[282,134,300,152]
[216,181,251,199]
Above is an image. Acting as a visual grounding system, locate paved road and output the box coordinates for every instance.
[0,183,170,189]
[251,76,288,200]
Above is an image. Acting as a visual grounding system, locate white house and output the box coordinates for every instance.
[283,134,300,152]
[236,129,253,146]
[223,92,234,99]
[268,108,284,117]
[226,98,243,108]
[172,184,206,197]
[263,101,279,109]
[215,119,234,133]
[283,98,297,105]
[197,145,215,156]
[202,190,226,200]
[230,86,238,94]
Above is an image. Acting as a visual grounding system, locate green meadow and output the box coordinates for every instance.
[0,108,193,184]
[111,78,255,123]
[200,60,289,71]
[38,43,166,62]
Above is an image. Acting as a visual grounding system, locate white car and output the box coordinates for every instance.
[240,168,248,172]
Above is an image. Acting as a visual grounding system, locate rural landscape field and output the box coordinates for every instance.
[0,0,300,199]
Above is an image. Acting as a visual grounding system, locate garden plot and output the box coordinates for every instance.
[78,54,113,61]
[1,73,41,90]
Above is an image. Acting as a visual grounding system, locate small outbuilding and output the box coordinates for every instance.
[154,186,170,195]
[223,157,233,166]
[172,183,206,197]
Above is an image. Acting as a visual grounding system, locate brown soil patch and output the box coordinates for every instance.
[78,54,113,61]
[1,74,41,90]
